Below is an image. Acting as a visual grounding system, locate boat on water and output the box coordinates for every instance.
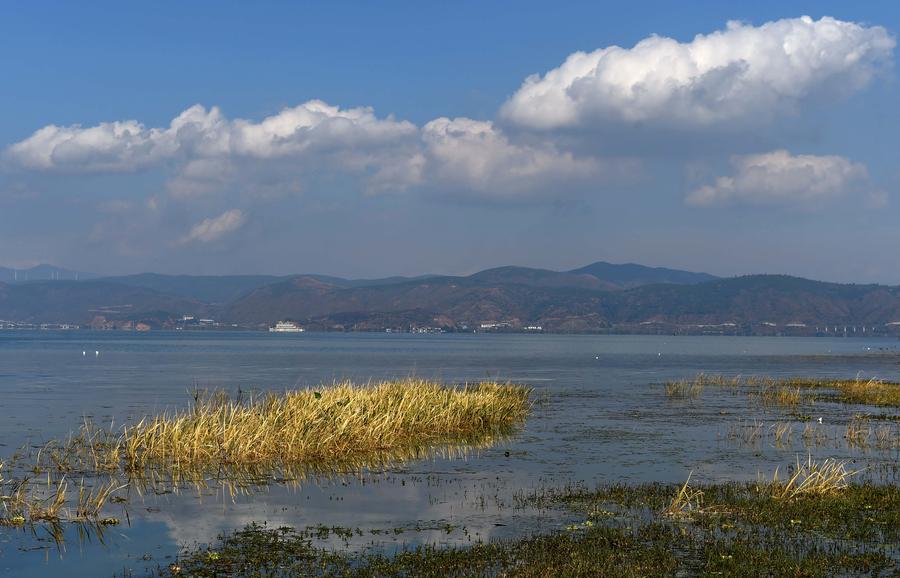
[269,320,305,333]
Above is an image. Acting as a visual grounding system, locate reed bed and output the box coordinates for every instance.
[664,379,704,399]
[756,385,801,407]
[1,379,529,528]
[121,380,530,472]
[672,373,900,407]
[664,373,745,399]
[797,377,900,407]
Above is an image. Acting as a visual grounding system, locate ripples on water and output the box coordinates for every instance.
[0,331,898,576]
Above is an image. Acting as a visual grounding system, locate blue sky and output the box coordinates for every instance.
[2,1,899,282]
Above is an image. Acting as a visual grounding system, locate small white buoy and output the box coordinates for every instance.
[95,350,99,357]
[658,352,661,356]
[595,356,599,360]
[82,351,86,357]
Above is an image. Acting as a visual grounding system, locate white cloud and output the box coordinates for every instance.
[5,120,172,172]
[4,16,892,206]
[178,208,246,244]
[4,101,416,174]
[686,150,871,206]
[3,103,608,201]
[501,16,894,130]
[421,117,604,198]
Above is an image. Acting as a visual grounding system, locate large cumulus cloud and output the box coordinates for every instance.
[0,15,893,228]
[501,16,894,131]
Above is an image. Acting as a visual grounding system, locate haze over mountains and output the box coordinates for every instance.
[2,261,900,335]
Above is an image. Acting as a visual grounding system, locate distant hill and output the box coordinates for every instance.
[570,261,718,288]
[466,266,618,291]
[612,275,900,327]
[98,273,438,303]
[0,280,205,325]
[4,262,900,334]
[223,274,609,327]
[0,264,97,283]
[99,273,288,304]
[223,273,900,332]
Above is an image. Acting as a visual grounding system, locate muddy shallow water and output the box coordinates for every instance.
[1,332,898,576]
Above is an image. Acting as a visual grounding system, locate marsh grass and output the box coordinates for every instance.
[768,456,859,500]
[726,420,764,445]
[771,422,793,447]
[664,373,747,399]
[1,379,530,528]
[817,377,900,407]
[122,380,530,472]
[681,374,900,408]
[845,419,871,449]
[664,379,704,399]
[873,424,899,450]
[800,423,828,448]
[756,385,801,407]
[165,471,899,578]
[661,472,703,517]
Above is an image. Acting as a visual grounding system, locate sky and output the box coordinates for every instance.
[2,1,900,282]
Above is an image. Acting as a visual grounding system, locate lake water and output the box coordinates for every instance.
[1,332,898,576]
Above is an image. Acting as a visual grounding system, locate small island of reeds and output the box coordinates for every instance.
[1,379,531,527]
[123,379,531,471]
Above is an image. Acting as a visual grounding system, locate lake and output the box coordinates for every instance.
[1,331,898,576]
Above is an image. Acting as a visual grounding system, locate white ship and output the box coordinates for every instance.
[269,321,305,333]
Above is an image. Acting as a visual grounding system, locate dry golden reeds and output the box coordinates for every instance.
[673,374,900,407]
[835,378,900,407]
[845,419,871,449]
[662,472,704,517]
[121,380,530,472]
[768,456,859,500]
[664,379,704,399]
[757,385,801,407]
[1,379,530,528]
[771,422,793,446]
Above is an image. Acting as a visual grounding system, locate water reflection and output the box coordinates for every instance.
[0,332,898,576]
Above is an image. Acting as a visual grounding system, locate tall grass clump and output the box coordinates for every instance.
[662,472,704,517]
[768,456,859,500]
[122,379,531,472]
[780,377,899,407]
[664,379,703,399]
[756,384,802,408]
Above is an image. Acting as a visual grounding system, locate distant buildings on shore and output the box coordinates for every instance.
[4,315,900,337]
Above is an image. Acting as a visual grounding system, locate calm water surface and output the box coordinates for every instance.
[1,332,898,576]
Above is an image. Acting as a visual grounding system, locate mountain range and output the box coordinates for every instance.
[1,261,899,334]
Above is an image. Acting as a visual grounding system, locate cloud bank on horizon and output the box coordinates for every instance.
[0,13,897,278]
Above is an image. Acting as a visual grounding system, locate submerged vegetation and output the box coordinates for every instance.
[158,459,898,577]
[665,373,900,408]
